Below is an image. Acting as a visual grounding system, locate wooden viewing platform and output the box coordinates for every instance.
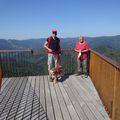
[0,75,109,120]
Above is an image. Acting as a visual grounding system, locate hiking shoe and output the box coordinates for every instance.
[84,74,88,78]
[81,74,88,78]
[75,72,81,76]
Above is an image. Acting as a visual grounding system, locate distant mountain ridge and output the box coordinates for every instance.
[0,38,45,50]
[0,35,120,50]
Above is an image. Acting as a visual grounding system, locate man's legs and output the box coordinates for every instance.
[48,54,54,70]
[53,55,59,68]
[48,54,59,82]
[53,55,59,83]
[48,54,54,81]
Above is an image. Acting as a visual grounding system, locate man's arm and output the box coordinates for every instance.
[44,41,52,52]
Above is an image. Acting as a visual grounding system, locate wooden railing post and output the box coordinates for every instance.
[112,68,120,120]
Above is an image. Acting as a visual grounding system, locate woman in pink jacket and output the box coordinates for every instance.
[74,36,89,78]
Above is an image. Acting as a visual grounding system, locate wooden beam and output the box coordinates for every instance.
[0,49,32,53]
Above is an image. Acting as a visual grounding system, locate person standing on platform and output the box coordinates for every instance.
[44,29,61,81]
[74,36,89,78]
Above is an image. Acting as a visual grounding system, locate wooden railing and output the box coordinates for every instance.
[89,49,120,120]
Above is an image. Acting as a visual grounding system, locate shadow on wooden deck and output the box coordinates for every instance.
[0,75,110,120]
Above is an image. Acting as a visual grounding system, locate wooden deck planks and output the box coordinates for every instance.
[0,78,14,102]
[6,77,28,120]
[0,75,110,120]
[15,77,31,120]
[58,80,80,120]
[0,78,11,93]
[0,77,23,119]
[39,76,47,120]
[49,76,63,120]
[44,76,55,120]
[70,75,109,120]
[63,77,89,120]
[54,82,72,120]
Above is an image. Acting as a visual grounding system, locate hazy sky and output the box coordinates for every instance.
[0,0,120,39]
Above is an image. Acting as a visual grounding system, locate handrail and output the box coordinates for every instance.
[0,49,32,53]
[90,49,120,70]
[0,48,74,53]
[61,48,74,51]
[0,48,119,69]
[62,48,120,70]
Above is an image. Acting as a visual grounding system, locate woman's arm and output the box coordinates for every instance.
[81,49,89,53]
[74,48,81,52]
